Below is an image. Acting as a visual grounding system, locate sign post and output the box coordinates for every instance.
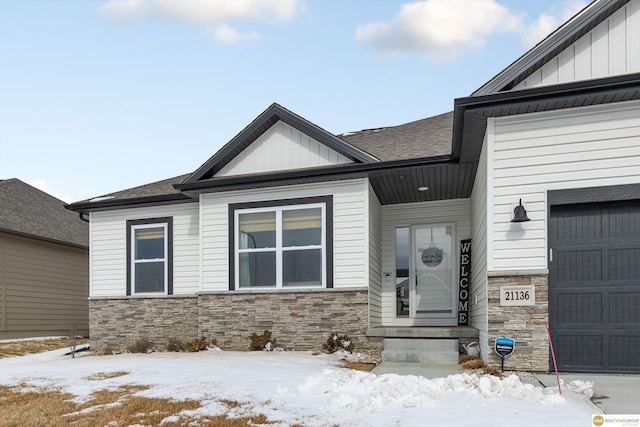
[494,336,515,372]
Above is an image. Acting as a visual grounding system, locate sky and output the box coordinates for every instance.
[0,0,590,203]
[0,345,598,426]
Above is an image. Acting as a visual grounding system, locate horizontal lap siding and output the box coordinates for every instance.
[0,233,88,335]
[201,179,368,291]
[514,1,640,90]
[380,199,471,325]
[90,203,200,297]
[369,184,382,325]
[471,138,489,357]
[492,100,640,271]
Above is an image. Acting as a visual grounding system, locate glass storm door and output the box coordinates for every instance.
[410,224,457,320]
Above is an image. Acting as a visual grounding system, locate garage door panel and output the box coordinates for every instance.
[609,248,640,280]
[550,199,640,373]
[609,336,640,369]
[609,292,639,323]
[555,292,602,324]
[556,334,603,370]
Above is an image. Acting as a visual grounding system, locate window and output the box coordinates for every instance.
[230,197,332,290]
[127,217,173,295]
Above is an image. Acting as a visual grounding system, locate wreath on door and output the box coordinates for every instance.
[418,228,443,267]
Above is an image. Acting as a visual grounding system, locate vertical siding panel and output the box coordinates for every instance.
[628,0,640,72]
[558,46,576,83]
[524,69,542,88]
[541,58,559,85]
[591,20,609,78]
[368,183,382,326]
[609,7,627,75]
[574,33,593,80]
[0,235,5,332]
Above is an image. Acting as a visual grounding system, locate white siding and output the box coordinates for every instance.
[216,120,353,177]
[368,183,382,326]
[490,99,640,271]
[380,199,471,326]
[90,203,200,297]
[200,179,368,291]
[470,135,489,360]
[514,0,640,90]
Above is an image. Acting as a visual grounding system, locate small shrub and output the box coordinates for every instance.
[323,332,354,354]
[127,338,153,354]
[249,330,277,351]
[166,338,186,352]
[483,366,504,378]
[185,336,216,352]
[460,358,485,370]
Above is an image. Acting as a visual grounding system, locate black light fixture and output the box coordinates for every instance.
[511,199,531,223]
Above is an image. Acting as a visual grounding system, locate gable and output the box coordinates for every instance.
[514,0,640,91]
[215,120,353,177]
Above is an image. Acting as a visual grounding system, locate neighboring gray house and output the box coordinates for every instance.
[0,179,89,339]
[69,0,640,373]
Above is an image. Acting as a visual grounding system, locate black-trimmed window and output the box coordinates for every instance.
[127,217,173,295]
[229,196,333,290]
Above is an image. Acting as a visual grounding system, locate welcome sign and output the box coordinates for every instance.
[458,239,471,326]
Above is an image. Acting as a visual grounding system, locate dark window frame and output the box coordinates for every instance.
[228,196,333,290]
[126,217,173,296]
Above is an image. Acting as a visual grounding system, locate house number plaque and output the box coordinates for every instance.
[499,284,535,306]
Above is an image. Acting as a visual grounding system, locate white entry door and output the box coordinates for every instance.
[410,224,457,323]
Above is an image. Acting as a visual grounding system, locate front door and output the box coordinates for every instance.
[411,224,457,323]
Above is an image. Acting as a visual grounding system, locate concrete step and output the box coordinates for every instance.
[381,338,459,364]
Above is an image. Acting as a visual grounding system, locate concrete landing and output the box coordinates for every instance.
[372,362,460,379]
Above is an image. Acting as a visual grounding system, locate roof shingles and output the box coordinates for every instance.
[0,179,88,248]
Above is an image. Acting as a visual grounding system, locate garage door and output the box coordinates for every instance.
[549,200,640,373]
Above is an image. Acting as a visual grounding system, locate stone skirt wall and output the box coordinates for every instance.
[199,288,379,351]
[89,296,199,353]
[89,288,381,353]
[487,274,549,372]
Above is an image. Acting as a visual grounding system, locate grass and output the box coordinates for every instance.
[0,338,303,426]
[0,384,295,426]
[0,338,89,359]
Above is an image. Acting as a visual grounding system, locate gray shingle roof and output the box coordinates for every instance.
[69,111,455,208]
[338,111,453,161]
[0,179,88,248]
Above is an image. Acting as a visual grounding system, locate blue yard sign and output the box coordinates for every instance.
[494,336,515,357]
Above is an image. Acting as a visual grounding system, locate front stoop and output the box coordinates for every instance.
[381,338,459,364]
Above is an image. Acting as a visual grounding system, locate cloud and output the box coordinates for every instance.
[521,1,589,47]
[355,0,521,62]
[211,24,260,44]
[99,0,300,26]
[355,0,590,62]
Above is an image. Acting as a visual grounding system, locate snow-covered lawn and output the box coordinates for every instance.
[0,347,598,427]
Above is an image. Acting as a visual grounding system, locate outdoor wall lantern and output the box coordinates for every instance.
[511,199,531,222]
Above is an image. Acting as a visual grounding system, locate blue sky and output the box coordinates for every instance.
[0,0,589,203]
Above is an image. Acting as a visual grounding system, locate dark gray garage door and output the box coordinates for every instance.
[549,200,640,373]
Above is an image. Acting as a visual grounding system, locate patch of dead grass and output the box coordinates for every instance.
[0,338,89,359]
[86,371,129,381]
[0,383,296,427]
[342,362,377,372]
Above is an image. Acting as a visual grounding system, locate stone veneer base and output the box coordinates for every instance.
[487,274,549,372]
[89,289,382,354]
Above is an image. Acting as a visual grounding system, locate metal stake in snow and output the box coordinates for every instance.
[545,322,562,395]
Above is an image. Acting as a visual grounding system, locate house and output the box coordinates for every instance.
[68,0,640,372]
[0,179,89,339]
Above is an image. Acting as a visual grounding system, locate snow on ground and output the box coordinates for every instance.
[0,348,598,427]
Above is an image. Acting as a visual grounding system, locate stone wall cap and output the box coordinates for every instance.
[198,287,368,296]
[488,270,548,277]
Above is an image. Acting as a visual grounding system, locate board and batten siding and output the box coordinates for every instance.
[514,0,640,90]
[216,120,353,177]
[380,199,471,326]
[490,99,640,272]
[200,179,369,291]
[0,233,88,338]
[368,183,382,326]
[90,203,200,297]
[470,135,489,359]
